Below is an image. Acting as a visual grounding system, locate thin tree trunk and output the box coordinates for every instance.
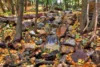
[80,0,87,33]
[94,0,98,32]
[34,0,39,31]
[63,0,67,10]
[83,0,89,32]
[0,0,6,13]
[25,0,28,11]
[88,9,95,31]
[7,0,11,11]
[3,0,10,11]
[10,0,15,14]
[78,0,79,7]
[14,0,24,40]
[45,0,49,11]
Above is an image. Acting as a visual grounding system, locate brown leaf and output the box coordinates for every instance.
[56,24,67,38]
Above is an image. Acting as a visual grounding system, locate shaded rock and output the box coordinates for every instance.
[45,35,59,51]
[0,42,6,48]
[23,14,35,19]
[45,44,60,51]
[86,49,94,56]
[51,28,57,35]
[22,20,34,30]
[53,16,62,25]
[22,20,33,27]
[63,38,76,46]
[71,49,88,62]
[90,51,100,64]
[37,23,44,29]
[59,55,66,63]
[47,35,58,44]
[45,50,59,61]
[49,17,55,22]
[35,38,43,45]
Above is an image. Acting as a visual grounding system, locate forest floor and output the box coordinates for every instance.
[0,10,100,67]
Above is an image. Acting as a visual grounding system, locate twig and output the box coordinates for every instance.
[83,0,89,32]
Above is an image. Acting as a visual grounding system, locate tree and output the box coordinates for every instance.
[25,0,28,11]
[4,0,11,11]
[14,0,24,40]
[63,0,67,10]
[10,0,15,14]
[83,0,89,32]
[90,0,98,41]
[34,0,39,31]
[80,0,88,33]
[0,0,6,13]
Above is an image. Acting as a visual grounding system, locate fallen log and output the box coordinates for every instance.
[0,13,44,22]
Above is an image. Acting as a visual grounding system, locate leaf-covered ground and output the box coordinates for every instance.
[0,11,100,67]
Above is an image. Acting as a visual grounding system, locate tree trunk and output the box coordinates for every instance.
[25,0,28,11]
[80,0,88,33]
[3,0,11,11]
[46,0,49,11]
[7,0,11,11]
[63,0,67,10]
[10,0,15,14]
[34,0,39,31]
[94,0,98,33]
[14,0,24,40]
[83,0,89,32]
[90,0,98,41]
[78,0,80,7]
[0,0,6,13]
[88,9,95,31]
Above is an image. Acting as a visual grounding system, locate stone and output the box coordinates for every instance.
[45,35,59,51]
[64,38,76,46]
[45,44,60,51]
[51,28,57,35]
[35,38,43,45]
[60,55,66,63]
[71,49,88,62]
[37,23,44,29]
[29,30,35,35]
[91,51,100,64]
[47,35,58,44]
